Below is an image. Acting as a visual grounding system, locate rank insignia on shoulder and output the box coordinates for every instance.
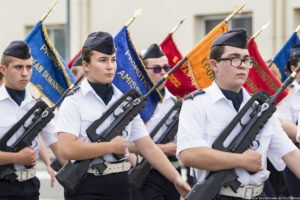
[184,89,205,100]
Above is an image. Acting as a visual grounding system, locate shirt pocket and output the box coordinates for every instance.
[0,117,16,135]
[81,112,112,141]
[0,117,17,146]
[204,122,227,146]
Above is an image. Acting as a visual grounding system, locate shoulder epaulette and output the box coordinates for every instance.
[67,86,80,97]
[184,89,205,100]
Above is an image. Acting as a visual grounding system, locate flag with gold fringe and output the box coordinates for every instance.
[113,26,162,122]
[186,21,228,89]
[245,38,288,104]
[25,21,75,106]
[160,33,196,97]
[273,32,300,82]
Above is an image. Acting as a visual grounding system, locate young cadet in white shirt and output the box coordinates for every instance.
[56,32,190,200]
[177,29,300,200]
[276,43,300,197]
[130,44,181,200]
[0,40,59,199]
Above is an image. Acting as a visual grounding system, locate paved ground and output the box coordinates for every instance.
[36,161,64,200]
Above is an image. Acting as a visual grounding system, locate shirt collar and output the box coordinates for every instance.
[0,84,32,105]
[210,81,250,105]
[291,80,300,93]
[162,87,174,102]
[80,78,119,100]
[0,85,10,101]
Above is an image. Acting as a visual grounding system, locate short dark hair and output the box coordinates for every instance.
[209,45,225,60]
[0,72,3,81]
[0,54,13,66]
[287,56,300,72]
[81,48,94,64]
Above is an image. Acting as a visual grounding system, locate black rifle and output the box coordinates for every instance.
[55,58,187,193]
[185,66,300,200]
[0,74,84,181]
[129,100,182,189]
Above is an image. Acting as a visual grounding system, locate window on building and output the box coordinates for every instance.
[26,25,68,61]
[196,13,252,42]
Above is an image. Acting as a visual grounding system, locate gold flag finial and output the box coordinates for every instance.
[252,20,271,39]
[126,6,144,27]
[40,0,58,22]
[170,17,187,34]
[295,25,300,33]
[225,2,246,23]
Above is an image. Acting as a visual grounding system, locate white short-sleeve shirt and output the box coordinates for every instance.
[277,80,300,142]
[176,81,297,186]
[0,85,57,170]
[145,88,177,143]
[56,79,148,164]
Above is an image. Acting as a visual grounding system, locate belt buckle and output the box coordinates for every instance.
[94,169,101,176]
[244,187,254,199]
[17,170,27,182]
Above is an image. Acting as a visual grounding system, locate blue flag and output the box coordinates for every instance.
[113,26,162,122]
[273,32,300,82]
[25,21,75,105]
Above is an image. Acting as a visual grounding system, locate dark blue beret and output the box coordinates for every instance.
[290,44,300,57]
[3,40,31,59]
[211,28,247,49]
[83,31,115,55]
[142,43,165,60]
[72,54,82,67]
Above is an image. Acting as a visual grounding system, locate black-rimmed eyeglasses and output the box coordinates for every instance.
[215,57,254,68]
[146,65,171,73]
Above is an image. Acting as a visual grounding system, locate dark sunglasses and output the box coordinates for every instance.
[146,65,171,73]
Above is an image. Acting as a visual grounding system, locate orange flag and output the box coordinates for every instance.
[186,21,228,89]
[160,33,197,97]
[245,38,288,104]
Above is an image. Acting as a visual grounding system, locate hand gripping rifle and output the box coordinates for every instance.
[55,58,186,193]
[185,65,300,200]
[129,100,182,189]
[0,75,84,181]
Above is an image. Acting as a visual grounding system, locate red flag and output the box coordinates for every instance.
[244,38,288,104]
[67,49,82,69]
[160,33,197,97]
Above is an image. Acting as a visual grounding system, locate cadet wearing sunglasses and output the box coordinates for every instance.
[130,44,184,200]
[146,64,171,74]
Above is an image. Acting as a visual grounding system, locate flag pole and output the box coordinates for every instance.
[225,2,246,23]
[295,25,300,33]
[126,6,144,28]
[252,21,271,39]
[40,0,58,22]
[163,4,247,79]
[170,17,186,35]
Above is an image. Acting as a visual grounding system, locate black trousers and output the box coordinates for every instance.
[0,177,40,200]
[64,171,132,200]
[133,169,180,200]
[283,166,300,197]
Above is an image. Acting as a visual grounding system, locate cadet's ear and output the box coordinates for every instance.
[82,60,89,73]
[0,65,6,75]
[291,65,296,72]
[210,59,218,73]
